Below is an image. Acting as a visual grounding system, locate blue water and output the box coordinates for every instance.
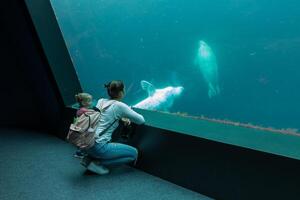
[50,0,300,131]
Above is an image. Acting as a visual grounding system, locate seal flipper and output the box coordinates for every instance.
[141,80,155,96]
[208,83,220,98]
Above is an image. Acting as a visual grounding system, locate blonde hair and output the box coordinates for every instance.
[75,93,92,107]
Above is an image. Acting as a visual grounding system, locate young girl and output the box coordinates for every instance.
[75,93,93,117]
[73,93,93,158]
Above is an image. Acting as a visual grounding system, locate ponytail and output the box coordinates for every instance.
[105,80,124,99]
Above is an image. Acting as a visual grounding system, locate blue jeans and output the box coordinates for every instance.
[86,142,138,166]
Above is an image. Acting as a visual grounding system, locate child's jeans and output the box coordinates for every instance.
[85,142,138,166]
[74,149,86,158]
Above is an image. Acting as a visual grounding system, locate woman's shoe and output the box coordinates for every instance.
[86,161,110,175]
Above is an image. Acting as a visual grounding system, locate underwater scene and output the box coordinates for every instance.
[50,0,300,133]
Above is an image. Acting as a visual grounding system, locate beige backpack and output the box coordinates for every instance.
[66,101,117,149]
[66,110,100,149]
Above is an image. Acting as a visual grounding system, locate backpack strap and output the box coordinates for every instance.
[98,99,116,112]
[98,118,118,137]
[83,113,92,132]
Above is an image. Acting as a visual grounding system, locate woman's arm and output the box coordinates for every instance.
[117,103,145,125]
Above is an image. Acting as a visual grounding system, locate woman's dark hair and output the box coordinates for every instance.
[104,80,124,99]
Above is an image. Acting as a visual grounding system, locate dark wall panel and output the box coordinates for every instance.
[129,125,300,199]
[0,0,63,133]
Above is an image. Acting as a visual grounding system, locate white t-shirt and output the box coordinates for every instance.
[94,98,145,145]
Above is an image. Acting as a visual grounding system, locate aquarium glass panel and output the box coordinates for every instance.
[50,0,300,132]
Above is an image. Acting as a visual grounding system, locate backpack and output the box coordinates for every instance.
[66,110,100,149]
[66,101,117,149]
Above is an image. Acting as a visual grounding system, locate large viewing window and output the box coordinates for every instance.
[49,0,300,134]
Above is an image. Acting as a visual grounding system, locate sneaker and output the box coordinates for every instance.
[87,161,110,175]
[73,150,86,159]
